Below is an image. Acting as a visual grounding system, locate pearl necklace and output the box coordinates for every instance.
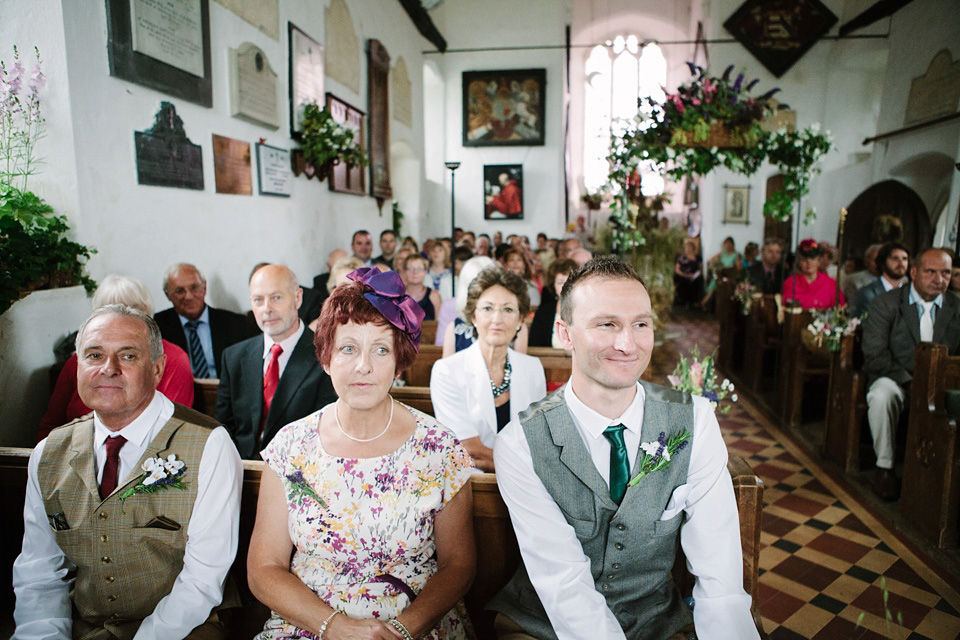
[491,356,512,398]
[335,397,395,442]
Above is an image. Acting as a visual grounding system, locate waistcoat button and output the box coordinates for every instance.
[614,543,624,551]
[616,523,626,531]
[602,584,610,592]
[107,595,117,602]
[101,556,111,564]
[612,563,621,570]
[105,576,115,583]
[100,535,108,542]
[99,512,108,520]
[607,574,614,579]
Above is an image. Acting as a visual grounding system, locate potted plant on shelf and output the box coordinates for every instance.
[581,190,604,210]
[293,102,368,180]
[1,46,95,315]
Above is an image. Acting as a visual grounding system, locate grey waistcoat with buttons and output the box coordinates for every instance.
[488,381,694,640]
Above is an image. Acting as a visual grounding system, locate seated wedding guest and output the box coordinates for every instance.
[819,241,839,278]
[862,248,960,499]
[327,256,365,294]
[436,256,496,348]
[15,304,242,639]
[460,230,476,250]
[951,261,960,301]
[453,245,474,277]
[744,238,784,295]
[312,248,347,292]
[38,275,195,441]
[493,230,503,245]
[782,238,845,309]
[701,236,742,308]
[853,242,909,317]
[431,268,546,472]
[569,247,593,267]
[843,243,882,303]
[247,267,475,640]
[428,241,454,299]
[402,236,419,253]
[217,265,336,459]
[155,263,250,379]
[530,259,577,348]
[503,247,541,307]
[488,257,758,639]
[393,248,414,279]
[742,241,759,268]
[350,230,374,267]
[404,253,443,321]
[476,233,492,257]
[372,229,398,267]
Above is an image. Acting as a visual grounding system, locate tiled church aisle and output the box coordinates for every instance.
[660,311,960,639]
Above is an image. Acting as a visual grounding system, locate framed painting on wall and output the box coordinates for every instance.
[326,93,366,196]
[484,165,523,220]
[724,186,751,224]
[463,69,546,147]
[288,22,325,139]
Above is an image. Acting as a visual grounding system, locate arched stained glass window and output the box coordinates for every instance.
[583,40,667,195]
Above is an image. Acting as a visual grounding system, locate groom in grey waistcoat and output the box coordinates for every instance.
[489,257,759,640]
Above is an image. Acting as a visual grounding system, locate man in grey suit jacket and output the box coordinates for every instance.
[852,242,909,317]
[490,258,758,639]
[216,265,336,459]
[862,249,959,499]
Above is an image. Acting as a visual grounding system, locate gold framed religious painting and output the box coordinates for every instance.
[463,69,546,147]
[723,186,751,224]
[484,165,523,220]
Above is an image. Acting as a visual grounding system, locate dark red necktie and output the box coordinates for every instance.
[99,435,127,500]
[260,344,284,439]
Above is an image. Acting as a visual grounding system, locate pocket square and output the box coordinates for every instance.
[139,515,181,531]
[660,483,692,521]
[47,512,69,531]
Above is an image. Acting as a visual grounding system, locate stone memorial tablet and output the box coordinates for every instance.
[230,43,280,129]
[905,50,960,126]
[289,23,324,137]
[134,102,204,190]
[213,134,252,195]
[130,0,204,78]
[256,143,292,196]
[214,0,279,40]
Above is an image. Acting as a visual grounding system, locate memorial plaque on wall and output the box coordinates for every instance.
[256,143,292,196]
[904,50,960,126]
[212,134,252,195]
[326,93,365,196]
[367,39,392,202]
[289,23,325,138]
[230,43,280,128]
[723,0,837,78]
[106,0,213,107]
[134,101,204,190]
[214,0,280,40]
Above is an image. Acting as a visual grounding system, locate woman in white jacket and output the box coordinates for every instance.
[430,266,546,471]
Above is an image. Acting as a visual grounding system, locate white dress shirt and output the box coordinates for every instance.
[13,392,243,640]
[493,382,759,640]
[262,319,305,378]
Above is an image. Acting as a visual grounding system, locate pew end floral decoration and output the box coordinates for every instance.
[627,430,691,487]
[118,454,187,510]
[806,307,861,353]
[732,281,756,315]
[667,346,737,413]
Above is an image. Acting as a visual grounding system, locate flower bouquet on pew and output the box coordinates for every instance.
[667,346,736,414]
[732,280,756,315]
[805,306,861,353]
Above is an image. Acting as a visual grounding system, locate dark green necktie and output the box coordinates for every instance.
[603,424,630,504]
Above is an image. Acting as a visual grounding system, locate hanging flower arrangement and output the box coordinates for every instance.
[763,125,833,222]
[294,102,368,179]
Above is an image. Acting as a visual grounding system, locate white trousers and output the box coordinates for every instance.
[866,376,906,469]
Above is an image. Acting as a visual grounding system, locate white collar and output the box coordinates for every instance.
[909,285,942,309]
[263,319,305,359]
[880,275,904,291]
[178,305,210,326]
[93,391,163,449]
[565,381,645,440]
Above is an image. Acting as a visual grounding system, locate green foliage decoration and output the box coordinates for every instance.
[298,103,368,171]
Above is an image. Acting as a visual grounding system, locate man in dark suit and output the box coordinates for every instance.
[853,242,909,317]
[154,263,250,378]
[312,248,347,292]
[372,229,398,267]
[216,264,336,458]
[744,238,784,294]
[862,248,960,499]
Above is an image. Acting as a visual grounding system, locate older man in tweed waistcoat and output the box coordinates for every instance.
[13,305,242,640]
[489,258,758,640]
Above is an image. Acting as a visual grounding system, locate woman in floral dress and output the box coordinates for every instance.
[248,267,475,640]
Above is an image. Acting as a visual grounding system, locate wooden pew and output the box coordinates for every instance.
[822,330,867,473]
[776,305,830,429]
[404,344,443,387]
[193,378,219,418]
[421,320,438,347]
[405,345,574,389]
[740,294,780,398]
[389,385,434,416]
[900,343,960,547]
[0,450,766,638]
[717,279,747,377]
[526,347,572,388]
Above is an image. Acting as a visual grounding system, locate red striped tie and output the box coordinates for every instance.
[99,435,127,500]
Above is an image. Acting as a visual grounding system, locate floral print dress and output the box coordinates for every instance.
[256,404,475,640]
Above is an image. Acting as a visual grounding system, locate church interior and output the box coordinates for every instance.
[2,0,960,638]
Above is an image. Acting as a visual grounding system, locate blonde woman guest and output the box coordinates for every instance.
[435,256,495,348]
[428,242,454,300]
[326,256,365,294]
[37,275,194,441]
[430,267,546,472]
[248,268,475,640]
[404,253,442,321]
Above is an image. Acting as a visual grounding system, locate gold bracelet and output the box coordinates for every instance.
[318,611,339,639]
[388,618,415,640]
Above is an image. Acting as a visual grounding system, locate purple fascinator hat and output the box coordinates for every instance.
[346,267,426,351]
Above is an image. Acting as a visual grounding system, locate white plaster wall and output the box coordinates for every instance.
[425,0,570,242]
[58,0,427,312]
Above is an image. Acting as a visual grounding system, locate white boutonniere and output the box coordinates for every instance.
[118,454,188,510]
[627,430,691,487]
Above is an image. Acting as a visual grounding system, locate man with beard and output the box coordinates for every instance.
[853,243,909,317]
